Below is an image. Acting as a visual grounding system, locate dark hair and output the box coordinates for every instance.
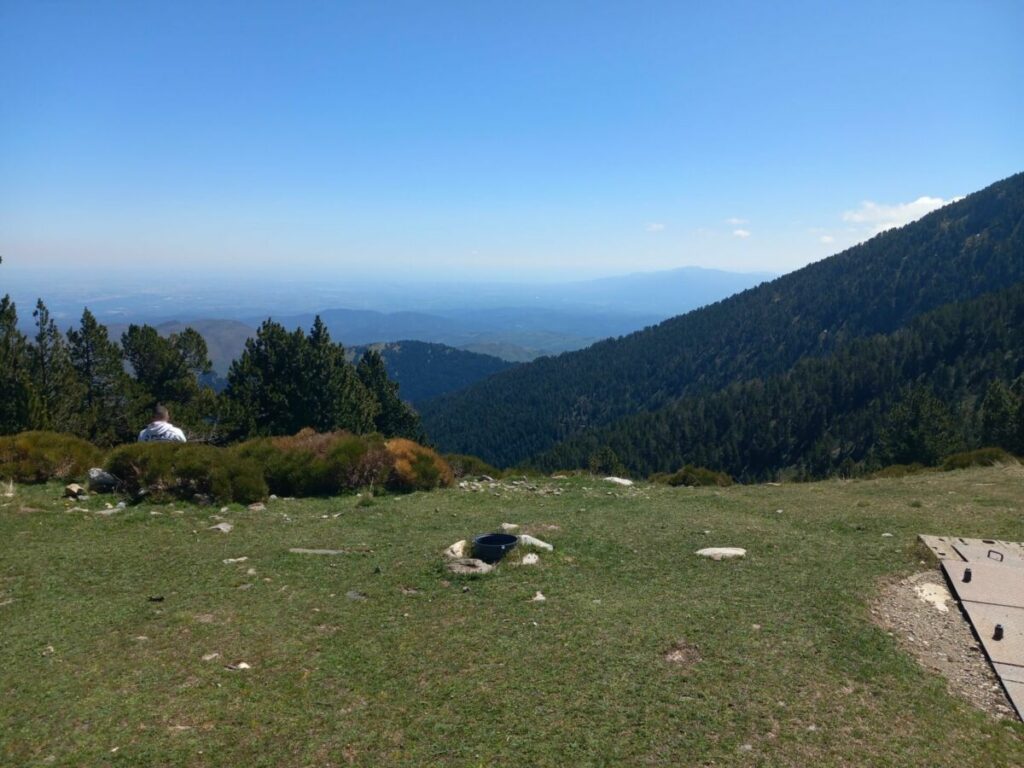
[153,404,170,421]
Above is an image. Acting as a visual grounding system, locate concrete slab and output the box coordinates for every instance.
[941,560,1024,609]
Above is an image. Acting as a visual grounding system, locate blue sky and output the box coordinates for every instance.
[1,1,1022,281]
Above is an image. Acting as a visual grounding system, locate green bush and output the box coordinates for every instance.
[444,453,501,479]
[942,447,1017,471]
[651,464,733,487]
[0,431,104,483]
[232,430,393,497]
[105,443,267,504]
[871,463,928,479]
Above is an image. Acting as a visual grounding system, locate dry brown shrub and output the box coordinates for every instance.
[385,439,454,492]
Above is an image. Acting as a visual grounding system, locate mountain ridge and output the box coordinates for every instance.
[420,171,1024,467]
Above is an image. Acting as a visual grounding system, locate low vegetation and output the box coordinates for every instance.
[2,467,1023,765]
[0,431,103,483]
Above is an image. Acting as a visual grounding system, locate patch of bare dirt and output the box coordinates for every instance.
[664,640,701,668]
[872,570,1015,719]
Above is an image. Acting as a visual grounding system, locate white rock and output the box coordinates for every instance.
[521,553,540,565]
[222,556,248,564]
[500,522,520,531]
[881,532,894,538]
[446,558,494,576]
[696,547,747,561]
[247,502,266,512]
[531,591,546,602]
[208,522,233,533]
[201,652,220,661]
[443,540,468,558]
[603,476,634,486]
[518,534,553,551]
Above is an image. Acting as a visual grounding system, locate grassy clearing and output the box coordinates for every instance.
[2,467,1024,766]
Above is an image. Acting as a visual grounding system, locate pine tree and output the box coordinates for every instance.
[0,295,34,434]
[224,319,308,436]
[29,299,80,431]
[979,380,1018,450]
[67,308,133,445]
[303,317,377,433]
[356,350,423,440]
[122,324,211,405]
[878,386,960,466]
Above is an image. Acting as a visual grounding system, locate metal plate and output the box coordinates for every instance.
[919,534,965,561]
[956,602,1024,666]
[942,560,1024,609]
[950,538,1024,566]
[1002,681,1024,720]
[993,663,1024,684]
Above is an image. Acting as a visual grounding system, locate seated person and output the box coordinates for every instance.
[138,404,187,443]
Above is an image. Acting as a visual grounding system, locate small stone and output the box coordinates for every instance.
[346,590,367,601]
[604,476,634,486]
[246,567,257,576]
[116,501,126,509]
[247,502,266,512]
[500,522,520,532]
[446,558,494,576]
[208,523,233,533]
[696,547,746,560]
[739,743,753,752]
[882,533,894,538]
[531,591,546,602]
[443,540,468,559]
[222,557,248,564]
[521,553,540,566]
[225,661,251,671]
[518,534,553,551]
[220,506,229,513]
[63,483,86,499]
[269,494,278,500]
[289,548,346,555]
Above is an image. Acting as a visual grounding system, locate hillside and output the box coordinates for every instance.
[348,341,515,403]
[421,172,1024,466]
[3,468,1024,765]
[536,284,1024,480]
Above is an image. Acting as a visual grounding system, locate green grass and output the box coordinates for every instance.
[2,467,1024,766]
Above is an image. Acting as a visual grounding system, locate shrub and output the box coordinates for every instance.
[942,447,1017,471]
[232,429,392,496]
[444,453,501,479]
[0,431,104,483]
[871,463,928,479]
[386,438,453,492]
[651,464,733,487]
[105,443,267,504]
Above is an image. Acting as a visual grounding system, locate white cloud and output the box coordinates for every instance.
[645,222,665,232]
[842,195,962,236]
[732,228,751,239]
[819,235,834,244]
[725,217,747,226]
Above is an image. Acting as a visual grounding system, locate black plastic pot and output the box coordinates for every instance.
[472,533,518,564]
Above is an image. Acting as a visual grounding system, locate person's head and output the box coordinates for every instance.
[152,404,170,423]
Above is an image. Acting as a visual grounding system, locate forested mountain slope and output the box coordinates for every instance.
[535,284,1024,480]
[348,341,515,404]
[421,172,1024,466]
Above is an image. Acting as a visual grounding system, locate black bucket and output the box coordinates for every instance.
[472,533,518,564]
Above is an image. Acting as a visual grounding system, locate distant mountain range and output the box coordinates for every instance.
[420,171,1024,473]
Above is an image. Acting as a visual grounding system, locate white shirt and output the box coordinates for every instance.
[138,420,187,443]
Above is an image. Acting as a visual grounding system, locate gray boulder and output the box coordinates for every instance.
[87,467,118,493]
